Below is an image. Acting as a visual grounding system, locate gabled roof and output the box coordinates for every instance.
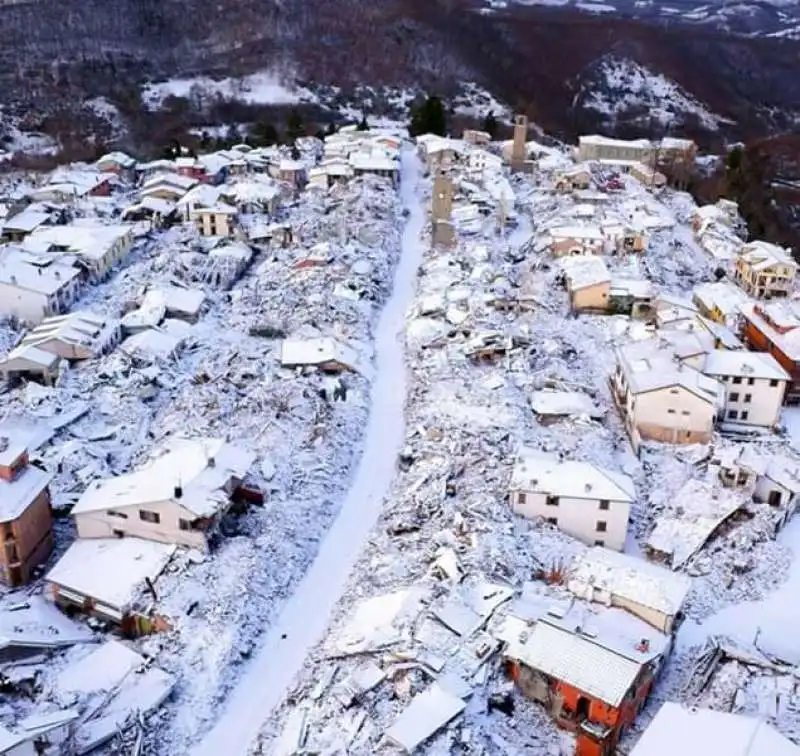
[510,448,635,503]
[568,546,691,618]
[631,702,800,756]
[703,349,789,381]
[46,538,176,612]
[740,240,797,271]
[507,603,668,707]
[0,461,52,524]
[72,437,255,519]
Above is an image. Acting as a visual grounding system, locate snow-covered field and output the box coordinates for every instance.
[578,56,733,130]
[141,71,314,109]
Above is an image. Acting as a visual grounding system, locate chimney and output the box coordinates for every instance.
[0,437,7,453]
[174,484,183,499]
[636,638,650,652]
[585,482,592,493]
[208,456,216,468]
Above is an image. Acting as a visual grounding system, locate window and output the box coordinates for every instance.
[732,377,742,385]
[596,521,607,533]
[748,378,755,386]
[681,410,690,416]
[112,529,125,538]
[546,517,558,526]
[179,519,192,531]
[599,500,610,510]
[669,388,679,395]
[667,409,676,414]
[728,409,739,420]
[741,411,749,421]
[770,379,780,387]
[139,510,160,524]
[729,392,739,402]
[744,393,752,403]
[594,540,605,547]
[107,510,128,519]
[546,496,559,507]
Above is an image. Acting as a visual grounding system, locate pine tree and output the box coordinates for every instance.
[250,121,278,146]
[325,122,337,136]
[482,111,498,139]
[357,113,369,131]
[286,108,304,142]
[408,96,447,137]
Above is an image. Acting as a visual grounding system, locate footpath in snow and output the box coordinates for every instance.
[192,146,425,756]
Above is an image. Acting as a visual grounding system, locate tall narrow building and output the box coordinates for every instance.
[510,114,527,169]
[431,171,455,248]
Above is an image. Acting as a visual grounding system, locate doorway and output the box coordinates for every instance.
[577,696,590,720]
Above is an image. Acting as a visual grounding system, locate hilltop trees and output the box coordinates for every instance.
[408,96,446,137]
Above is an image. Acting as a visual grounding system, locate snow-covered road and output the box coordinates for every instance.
[192,146,425,756]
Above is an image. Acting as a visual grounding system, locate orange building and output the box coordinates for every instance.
[0,436,54,586]
[503,603,669,756]
[740,301,800,403]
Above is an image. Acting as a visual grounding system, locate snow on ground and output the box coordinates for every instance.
[579,56,733,130]
[0,110,59,161]
[452,83,511,121]
[141,71,315,109]
[0,149,411,752]
[242,140,800,754]
[190,145,425,756]
[575,2,617,12]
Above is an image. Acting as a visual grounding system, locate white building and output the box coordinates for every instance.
[509,449,634,551]
[612,339,722,447]
[0,250,81,325]
[70,437,256,551]
[702,349,789,427]
[631,702,800,756]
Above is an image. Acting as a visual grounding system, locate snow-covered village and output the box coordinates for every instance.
[1,109,800,756]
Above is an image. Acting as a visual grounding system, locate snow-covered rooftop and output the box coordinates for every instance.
[506,603,668,707]
[630,701,800,756]
[0,462,52,523]
[510,448,635,503]
[703,349,790,381]
[568,546,692,618]
[46,538,176,612]
[72,437,255,519]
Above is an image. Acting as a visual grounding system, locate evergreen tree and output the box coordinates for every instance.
[250,121,278,146]
[325,121,337,136]
[357,112,369,131]
[482,111,498,139]
[286,108,305,142]
[408,96,447,137]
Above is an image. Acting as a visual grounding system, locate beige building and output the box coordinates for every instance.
[561,256,610,312]
[462,129,491,146]
[71,437,256,551]
[578,135,655,164]
[734,241,797,299]
[703,349,789,427]
[190,204,238,238]
[567,546,691,634]
[509,448,634,551]
[549,225,605,257]
[612,339,722,446]
[0,437,54,586]
[10,311,120,363]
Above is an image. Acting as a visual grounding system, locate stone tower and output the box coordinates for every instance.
[511,114,527,169]
[431,171,455,248]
